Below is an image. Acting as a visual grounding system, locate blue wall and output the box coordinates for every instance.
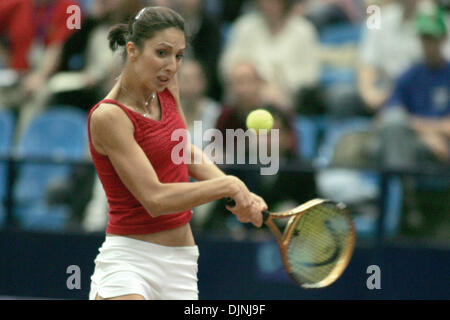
[0,230,448,300]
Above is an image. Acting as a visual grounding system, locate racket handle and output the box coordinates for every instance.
[225,197,235,207]
[225,198,270,222]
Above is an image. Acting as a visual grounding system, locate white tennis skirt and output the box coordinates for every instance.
[89,235,199,300]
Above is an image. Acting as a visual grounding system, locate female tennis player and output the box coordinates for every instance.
[87,6,266,300]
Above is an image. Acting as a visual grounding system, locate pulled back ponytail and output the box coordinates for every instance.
[108,23,129,52]
[107,6,186,58]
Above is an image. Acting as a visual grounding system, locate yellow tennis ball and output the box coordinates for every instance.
[246,109,274,133]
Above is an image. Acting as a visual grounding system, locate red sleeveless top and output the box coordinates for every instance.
[87,88,192,235]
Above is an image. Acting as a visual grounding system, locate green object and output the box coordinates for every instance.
[416,3,447,37]
[246,109,274,132]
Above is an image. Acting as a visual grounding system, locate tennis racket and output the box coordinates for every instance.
[226,198,356,288]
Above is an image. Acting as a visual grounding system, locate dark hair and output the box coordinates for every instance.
[108,6,186,57]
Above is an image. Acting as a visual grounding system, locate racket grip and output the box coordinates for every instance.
[225,197,235,207]
[225,198,270,221]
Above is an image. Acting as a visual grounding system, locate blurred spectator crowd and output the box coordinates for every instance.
[0,0,448,241]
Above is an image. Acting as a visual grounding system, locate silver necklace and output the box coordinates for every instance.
[120,85,156,118]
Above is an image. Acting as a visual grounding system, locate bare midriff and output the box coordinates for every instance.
[106,223,195,247]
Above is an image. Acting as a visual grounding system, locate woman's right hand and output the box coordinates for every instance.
[225,176,264,227]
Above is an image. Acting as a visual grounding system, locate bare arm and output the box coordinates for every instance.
[167,74,226,181]
[23,43,63,95]
[167,74,265,225]
[357,65,389,111]
[187,143,226,180]
[410,116,450,137]
[90,104,252,218]
[37,43,63,79]
[409,115,450,162]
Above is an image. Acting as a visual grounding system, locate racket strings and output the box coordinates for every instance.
[286,204,352,286]
[288,223,336,282]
